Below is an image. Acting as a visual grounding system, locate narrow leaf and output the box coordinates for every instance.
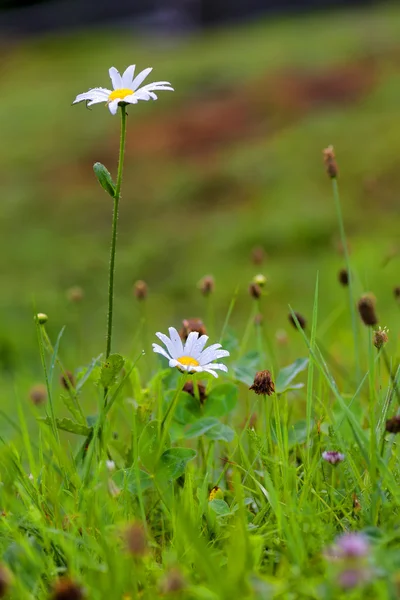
[38,416,92,436]
[93,162,116,198]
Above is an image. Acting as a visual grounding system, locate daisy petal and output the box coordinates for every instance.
[123,95,138,104]
[109,67,123,90]
[122,64,136,87]
[207,363,228,372]
[108,99,119,115]
[198,344,223,365]
[202,368,219,378]
[168,327,184,356]
[184,331,200,356]
[156,332,178,358]
[152,343,171,360]
[191,334,209,358]
[73,88,110,104]
[132,67,153,90]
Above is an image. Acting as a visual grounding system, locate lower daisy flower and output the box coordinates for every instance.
[152,327,229,378]
[73,65,174,115]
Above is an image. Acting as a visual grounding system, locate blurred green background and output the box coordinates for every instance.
[1,2,400,385]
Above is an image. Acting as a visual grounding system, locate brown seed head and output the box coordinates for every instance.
[249,370,275,396]
[394,286,400,301]
[198,275,215,296]
[179,318,207,341]
[133,280,148,301]
[338,268,349,286]
[29,383,47,406]
[385,415,400,434]
[160,568,186,595]
[357,294,378,327]
[288,312,307,330]
[323,145,338,178]
[51,578,84,600]
[183,381,207,404]
[66,286,84,303]
[125,522,147,557]
[60,371,76,390]
[0,564,11,598]
[373,327,389,350]
[252,246,265,265]
[249,282,262,300]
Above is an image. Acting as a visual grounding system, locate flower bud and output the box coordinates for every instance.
[51,577,84,600]
[322,451,345,465]
[373,326,388,350]
[183,380,207,404]
[338,268,349,286]
[253,274,267,288]
[35,313,48,325]
[125,522,147,557]
[60,371,76,390]
[385,415,400,434]
[209,486,224,501]
[252,246,265,265]
[29,383,47,406]
[133,280,148,300]
[0,564,11,598]
[394,286,400,301]
[357,294,378,327]
[179,318,207,341]
[160,568,185,595]
[67,286,84,303]
[198,275,215,296]
[323,145,338,178]
[249,282,261,299]
[288,311,307,330]
[249,370,275,396]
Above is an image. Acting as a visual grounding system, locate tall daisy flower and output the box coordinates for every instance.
[153,327,229,378]
[73,65,174,115]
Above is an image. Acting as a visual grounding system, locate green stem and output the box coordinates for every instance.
[332,178,360,380]
[105,105,127,360]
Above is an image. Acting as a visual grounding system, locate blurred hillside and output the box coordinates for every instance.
[1,2,400,376]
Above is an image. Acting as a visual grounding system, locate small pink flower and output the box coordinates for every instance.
[322,450,345,465]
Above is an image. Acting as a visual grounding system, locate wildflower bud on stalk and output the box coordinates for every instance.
[357,294,378,327]
[35,313,48,325]
[338,268,349,286]
[288,311,307,330]
[323,145,338,179]
[60,371,76,390]
[394,286,400,301]
[199,275,215,296]
[385,415,400,434]
[179,318,207,341]
[253,274,267,288]
[252,246,265,265]
[29,383,47,406]
[51,578,84,600]
[249,282,262,299]
[249,370,275,396]
[125,522,147,557]
[373,327,388,350]
[183,381,207,404]
[160,568,186,595]
[322,451,345,465]
[67,286,84,303]
[209,486,224,501]
[0,564,11,598]
[133,280,148,301]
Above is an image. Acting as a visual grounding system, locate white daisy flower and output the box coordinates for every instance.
[73,65,174,115]
[152,327,229,378]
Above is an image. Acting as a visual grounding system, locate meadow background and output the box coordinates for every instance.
[0,2,400,598]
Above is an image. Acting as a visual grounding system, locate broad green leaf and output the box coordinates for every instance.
[156,448,196,482]
[205,422,235,443]
[174,391,202,425]
[138,420,161,472]
[59,393,86,425]
[113,468,153,495]
[93,162,115,197]
[288,419,314,448]
[208,499,231,516]
[203,383,238,418]
[184,418,235,443]
[233,351,261,386]
[275,358,309,394]
[100,353,125,388]
[38,417,92,436]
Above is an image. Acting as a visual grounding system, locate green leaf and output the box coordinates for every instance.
[156,448,196,482]
[93,162,116,198]
[233,351,261,386]
[208,499,231,516]
[203,383,238,418]
[205,422,235,443]
[100,353,125,388]
[275,358,309,394]
[113,468,154,495]
[184,417,235,443]
[38,416,92,436]
[138,420,161,472]
[76,354,102,392]
[288,419,314,448]
[59,393,86,425]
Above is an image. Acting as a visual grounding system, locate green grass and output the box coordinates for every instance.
[1,4,400,598]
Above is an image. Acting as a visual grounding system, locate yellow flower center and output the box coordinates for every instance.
[108,88,134,102]
[177,356,199,367]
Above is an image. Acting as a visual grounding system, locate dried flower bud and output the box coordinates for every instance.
[373,326,388,350]
[249,282,262,299]
[179,318,207,341]
[338,268,349,286]
[209,486,224,501]
[288,312,307,330]
[249,370,275,396]
[182,381,207,404]
[322,451,345,465]
[51,578,84,600]
[323,145,338,178]
[126,522,147,557]
[133,280,148,301]
[29,383,47,406]
[394,286,400,301]
[35,313,48,325]
[253,274,267,288]
[160,568,186,595]
[357,294,378,327]
[198,275,215,296]
[66,286,84,303]
[60,371,75,390]
[252,246,265,265]
[385,415,400,434]
[0,564,11,598]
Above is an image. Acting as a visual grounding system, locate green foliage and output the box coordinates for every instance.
[93,162,116,198]
[275,358,309,394]
[100,353,125,388]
